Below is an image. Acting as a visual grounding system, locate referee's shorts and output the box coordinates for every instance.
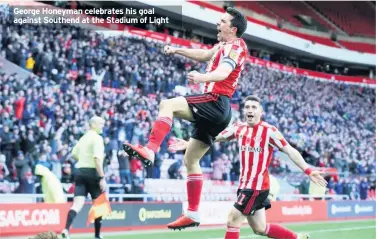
[74,168,102,200]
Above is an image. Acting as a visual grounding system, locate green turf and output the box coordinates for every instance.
[75,219,376,239]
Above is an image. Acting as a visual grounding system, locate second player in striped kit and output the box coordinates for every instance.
[168,95,327,239]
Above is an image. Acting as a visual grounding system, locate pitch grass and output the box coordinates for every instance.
[74,219,376,239]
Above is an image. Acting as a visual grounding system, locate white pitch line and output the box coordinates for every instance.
[210,225,376,239]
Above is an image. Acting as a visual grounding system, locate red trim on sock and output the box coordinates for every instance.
[187,174,203,212]
[224,226,240,239]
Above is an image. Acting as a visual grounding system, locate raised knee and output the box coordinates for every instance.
[159,99,171,110]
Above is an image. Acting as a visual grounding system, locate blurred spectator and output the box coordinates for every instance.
[0,173,11,193]
[36,154,52,171]
[18,170,36,194]
[14,151,30,182]
[61,160,73,183]
[335,178,344,195]
[360,177,370,200]
[298,177,310,194]
[0,153,9,178]
[212,158,224,180]
[168,160,183,179]
[118,150,131,185]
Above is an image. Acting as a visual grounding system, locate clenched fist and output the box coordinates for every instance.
[164,45,176,55]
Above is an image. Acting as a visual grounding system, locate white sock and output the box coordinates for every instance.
[186,210,200,221]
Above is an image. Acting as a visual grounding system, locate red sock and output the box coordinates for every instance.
[146,117,172,152]
[265,223,297,239]
[224,226,240,239]
[187,174,203,211]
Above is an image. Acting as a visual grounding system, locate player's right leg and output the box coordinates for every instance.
[167,138,211,230]
[223,207,246,239]
[123,96,194,167]
[247,208,309,239]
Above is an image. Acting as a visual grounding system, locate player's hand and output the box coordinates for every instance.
[309,171,327,187]
[188,70,206,84]
[168,138,189,152]
[164,45,176,55]
[99,178,107,192]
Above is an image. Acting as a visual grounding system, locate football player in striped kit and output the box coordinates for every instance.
[168,95,327,239]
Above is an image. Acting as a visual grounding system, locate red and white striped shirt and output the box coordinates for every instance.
[204,38,248,98]
[220,121,288,191]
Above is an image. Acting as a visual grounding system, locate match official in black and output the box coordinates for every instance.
[62,116,106,239]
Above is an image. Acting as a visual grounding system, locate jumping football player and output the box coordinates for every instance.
[123,7,248,230]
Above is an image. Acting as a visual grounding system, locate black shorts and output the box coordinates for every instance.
[185,93,232,146]
[74,168,102,200]
[233,189,271,216]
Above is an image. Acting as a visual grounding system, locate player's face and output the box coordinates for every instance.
[94,121,105,134]
[244,100,263,125]
[217,13,236,42]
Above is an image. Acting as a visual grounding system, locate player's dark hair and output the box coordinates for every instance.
[244,95,261,104]
[33,232,58,239]
[226,7,247,37]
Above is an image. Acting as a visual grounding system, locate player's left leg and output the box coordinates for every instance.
[167,137,211,230]
[247,208,309,239]
[123,96,194,167]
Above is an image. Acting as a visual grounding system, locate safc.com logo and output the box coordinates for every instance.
[0,209,60,227]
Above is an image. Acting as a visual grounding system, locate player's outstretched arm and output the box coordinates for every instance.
[281,144,328,187]
[164,44,220,62]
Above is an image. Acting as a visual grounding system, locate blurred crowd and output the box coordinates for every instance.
[0,13,375,199]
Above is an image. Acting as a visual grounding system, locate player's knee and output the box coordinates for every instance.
[159,99,172,111]
[227,211,241,227]
[252,224,266,235]
[184,157,200,170]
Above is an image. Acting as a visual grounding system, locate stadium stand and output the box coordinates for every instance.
[309,1,376,37]
[282,29,339,48]
[236,1,278,20]
[338,40,376,54]
[199,1,376,53]
[0,7,375,200]
[257,1,334,30]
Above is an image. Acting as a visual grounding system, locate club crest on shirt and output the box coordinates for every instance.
[229,50,239,62]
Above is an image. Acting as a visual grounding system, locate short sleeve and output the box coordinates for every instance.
[221,43,246,70]
[269,127,288,150]
[93,136,105,160]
